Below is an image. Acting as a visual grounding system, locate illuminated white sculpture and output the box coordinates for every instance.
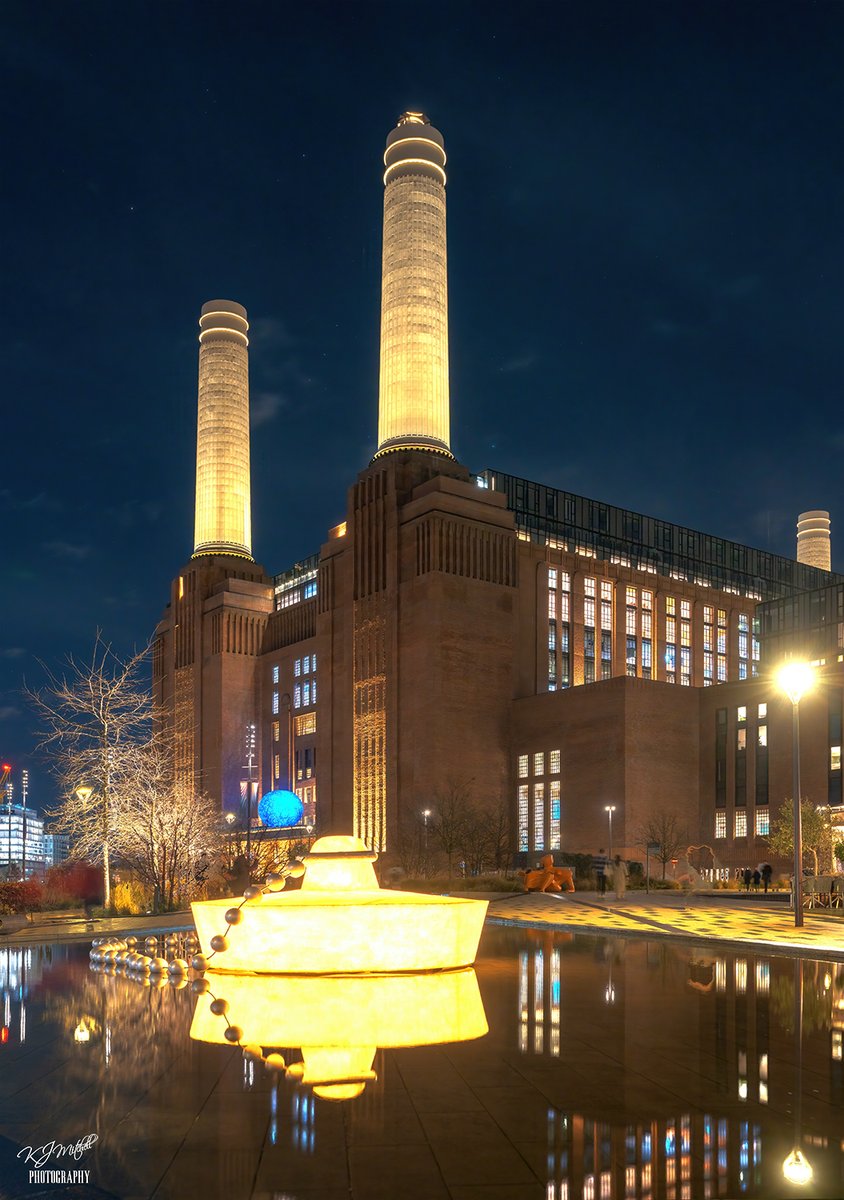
[190,834,488,974]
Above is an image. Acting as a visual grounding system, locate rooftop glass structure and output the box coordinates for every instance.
[480,469,840,602]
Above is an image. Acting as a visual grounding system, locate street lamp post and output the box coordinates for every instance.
[75,784,110,908]
[605,805,616,861]
[778,662,815,929]
[422,809,431,850]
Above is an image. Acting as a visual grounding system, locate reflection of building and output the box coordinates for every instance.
[153,110,843,865]
[515,935,844,1198]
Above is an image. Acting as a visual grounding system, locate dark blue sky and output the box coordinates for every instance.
[3,1,843,809]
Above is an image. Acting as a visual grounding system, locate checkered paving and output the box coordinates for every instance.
[487,891,844,958]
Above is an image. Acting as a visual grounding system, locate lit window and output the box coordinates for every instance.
[641,611,652,638]
[518,785,529,851]
[312,652,317,671]
[738,632,748,658]
[758,724,767,748]
[666,616,676,642]
[549,780,561,850]
[832,746,842,771]
[626,609,637,635]
[293,684,302,709]
[704,605,714,624]
[737,706,746,722]
[717,629,727,654]
[303,580,317,599]
[272,665,279,684]
[294,658,301,677]
[272,721,280,743]
[303,681,310,706]
[717,609,727,627]
[755,808,770,836]
[680,600,691,620]
[518,755,528,778]
[715,812,726,839]
[601,600,612,630]
[717,655,727,682]
[534,752,545,776]
[666,596,676,616]
[311,678,317,704]
[295,713,316,735]
[274,754,280,781]
[533,782,545,850]
[303,655,311,674]
[584,597,595,626]
[272,691,279,715]
[561,572,571,591]
[626,586,637,606]
[735,810,747,837]
[550,749,561,774]
[584,577,596,597]
[548,567,558,587]
[738,612,749,631]
[548,623,556,651]
[758,702,767,719]
[548,589,557,619]
[680,621,691,647]
[642,590,653,610]
[704,651,714,681]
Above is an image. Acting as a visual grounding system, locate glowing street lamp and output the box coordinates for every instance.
[605,805,616,860]
[75,783,110,908]
[422,808,432,849]
[777,662,816,928]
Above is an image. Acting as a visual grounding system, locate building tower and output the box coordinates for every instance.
[796,510,831,571]
[375,112,452,459]
[154,300,272,813]
[193,300,253,559]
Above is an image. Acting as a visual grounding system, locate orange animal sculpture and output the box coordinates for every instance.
[521,855,575,894]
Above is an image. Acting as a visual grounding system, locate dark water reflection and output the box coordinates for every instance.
[1,927,843,1199]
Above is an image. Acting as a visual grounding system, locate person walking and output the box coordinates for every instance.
[612,854,628,900]
[742,867,752,892]
[761,863,773,894]
[752,868,761,892]
[593,848,610,896]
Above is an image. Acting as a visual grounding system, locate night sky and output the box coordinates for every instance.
[4,1,843,809]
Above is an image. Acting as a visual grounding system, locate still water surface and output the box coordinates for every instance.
[0,926,842,1200]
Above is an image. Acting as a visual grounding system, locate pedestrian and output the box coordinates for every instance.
[752,868,761,892]
[593,848,609,896]
[612,854,628,900]
[742,867,752,892]
[761,863,772,893]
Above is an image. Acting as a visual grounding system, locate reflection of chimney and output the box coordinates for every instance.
[796,510,831,571]
[374,112,452,460]
[192,300,253,560]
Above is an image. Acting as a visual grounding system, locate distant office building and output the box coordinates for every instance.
[0,805,48,879]
[153,111,842,874]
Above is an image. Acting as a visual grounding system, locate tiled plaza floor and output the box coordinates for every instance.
[486,889,844,958]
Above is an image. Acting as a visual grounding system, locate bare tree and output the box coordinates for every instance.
[431,778,474,878]
[636,810,688,880]
[114,739,223,911]
[26,633,153,908]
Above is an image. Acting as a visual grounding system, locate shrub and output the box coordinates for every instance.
[109,880,154,916]
[0,880,43,914]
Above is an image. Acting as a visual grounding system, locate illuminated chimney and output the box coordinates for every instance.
[374,112,453,460]
[192,300,253,560]
[796,510,831,571]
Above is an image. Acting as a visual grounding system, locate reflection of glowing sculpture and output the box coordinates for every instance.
[191,968,487,1099]
[191,835,488,974]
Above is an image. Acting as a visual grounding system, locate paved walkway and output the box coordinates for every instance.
[486,889,844,959]
[3,891,844,959]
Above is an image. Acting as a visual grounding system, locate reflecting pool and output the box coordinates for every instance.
[1,927,843,1199]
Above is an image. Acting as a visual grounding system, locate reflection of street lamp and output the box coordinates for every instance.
[778,662,815,928]
[605,805,616,860]
[782,958,813,1186]
[422,809,431,849]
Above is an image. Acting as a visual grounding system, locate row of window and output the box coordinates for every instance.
[517,781,561,853]
[518,751,561,778]
[714,809,770,839]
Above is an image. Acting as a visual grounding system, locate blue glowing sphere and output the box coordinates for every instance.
[258,789,304,829]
